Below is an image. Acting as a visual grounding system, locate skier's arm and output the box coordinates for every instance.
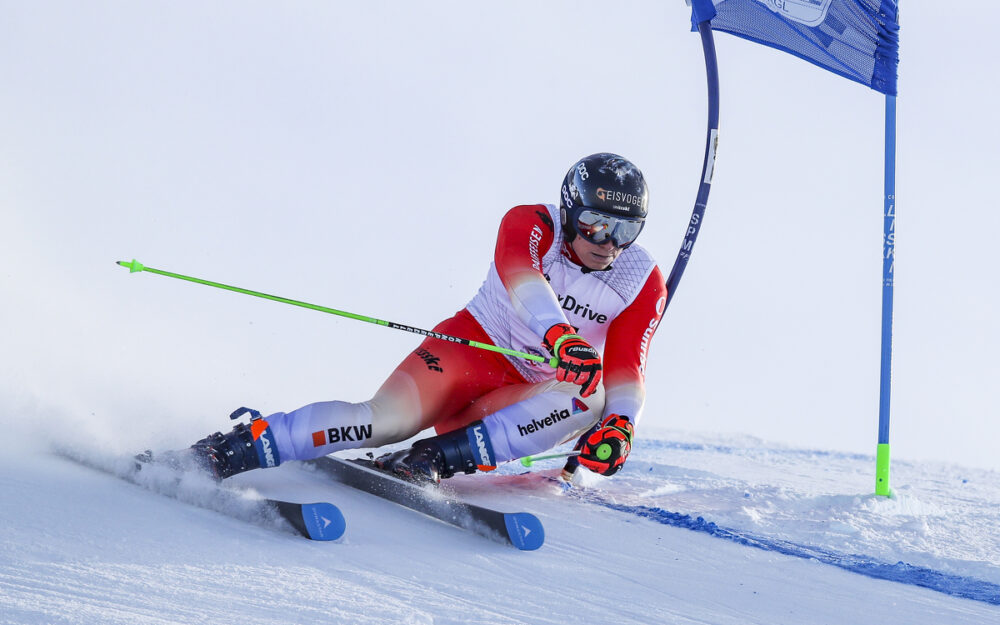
[574,268,665,475]
[601,266,668,424]
[493,205,569,337]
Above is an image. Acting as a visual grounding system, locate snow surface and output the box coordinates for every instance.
[2,2,1000,623]
[2,415,998,624]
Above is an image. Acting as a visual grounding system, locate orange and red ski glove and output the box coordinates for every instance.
[543,323,602,398]
[578,414,633,476]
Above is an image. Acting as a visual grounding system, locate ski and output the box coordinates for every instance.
[267,499,345,541]
[307,455,544,550]
[56,449,345,542]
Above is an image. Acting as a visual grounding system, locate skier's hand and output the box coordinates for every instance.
[543,323,602,398]
[578,414,633,476]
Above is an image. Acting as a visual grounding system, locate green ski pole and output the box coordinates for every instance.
[117,259,556,367]
[520,451,580,467]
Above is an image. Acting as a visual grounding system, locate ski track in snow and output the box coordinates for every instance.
[576,494,1000,605]
[2,429,999,624]
[445,433,1000,607]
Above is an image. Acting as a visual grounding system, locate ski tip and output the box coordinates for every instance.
[300,502,346,541]
[504,512,544,551]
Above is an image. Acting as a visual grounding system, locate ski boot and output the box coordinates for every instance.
[186,407,281,480]
[375,420,496,484]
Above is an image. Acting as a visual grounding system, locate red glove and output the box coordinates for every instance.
[543,323,602,398]
[578,414,633,476]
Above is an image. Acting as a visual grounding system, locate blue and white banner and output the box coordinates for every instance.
[690,0,899,95]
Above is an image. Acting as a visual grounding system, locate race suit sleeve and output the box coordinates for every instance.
[601,266,668,425]
[494,205,569,337]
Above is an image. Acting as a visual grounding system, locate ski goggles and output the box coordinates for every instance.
[573,209,645,248]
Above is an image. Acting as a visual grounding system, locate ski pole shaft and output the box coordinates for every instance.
[520,451,580,467]
[117,259,555,367]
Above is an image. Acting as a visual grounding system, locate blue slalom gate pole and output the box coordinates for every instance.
[876,94,896,497]
[664,15,720,305]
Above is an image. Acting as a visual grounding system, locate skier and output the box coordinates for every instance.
[185,153,667,484]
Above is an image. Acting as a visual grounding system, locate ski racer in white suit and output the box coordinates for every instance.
[186,153,668,483]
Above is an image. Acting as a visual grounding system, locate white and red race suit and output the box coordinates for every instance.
[260,204,667,466]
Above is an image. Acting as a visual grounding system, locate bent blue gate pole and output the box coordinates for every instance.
[665,11,720,306]
[876,94,896,496]
[561,11,720,478]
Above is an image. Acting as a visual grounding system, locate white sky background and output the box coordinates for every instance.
[1,2,997,473]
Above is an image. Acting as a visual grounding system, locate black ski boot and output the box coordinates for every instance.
[186,407,281,480]
[375,420,496,484]
[188,422,261,479]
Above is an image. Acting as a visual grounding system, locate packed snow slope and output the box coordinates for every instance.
[2,416,998,625]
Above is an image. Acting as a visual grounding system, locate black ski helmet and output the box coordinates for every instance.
[559,153,648,247]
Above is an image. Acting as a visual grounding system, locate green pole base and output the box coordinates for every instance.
[875,443,891,497]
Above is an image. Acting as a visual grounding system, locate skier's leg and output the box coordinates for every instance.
[189,311,523,478]
[377,380,605,482]
[475,380,605,463]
